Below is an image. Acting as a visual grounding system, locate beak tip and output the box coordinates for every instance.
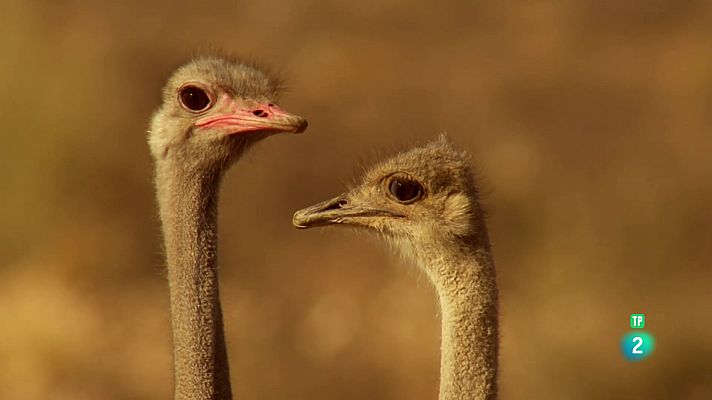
[292,212,308,229]
[293,118,308,134]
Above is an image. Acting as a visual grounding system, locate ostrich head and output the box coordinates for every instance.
[148,56,307,170]
[293,136,499,400]
[293,135,486,261]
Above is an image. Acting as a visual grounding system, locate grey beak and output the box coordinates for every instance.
[292,194,405,229]
[292,195,349,229]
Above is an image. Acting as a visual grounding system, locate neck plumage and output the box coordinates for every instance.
[420,233,499,400]
[155,160,232,400]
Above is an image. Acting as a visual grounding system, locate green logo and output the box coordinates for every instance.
[630,313,645,329]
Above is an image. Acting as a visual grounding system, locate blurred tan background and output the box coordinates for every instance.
[1,1,711,399]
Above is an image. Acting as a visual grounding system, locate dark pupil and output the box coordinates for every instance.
[389,178,422,202]
[180,86,210,111]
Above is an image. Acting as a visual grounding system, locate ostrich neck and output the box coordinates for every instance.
[422,239,499,400]
[155,160,232,400]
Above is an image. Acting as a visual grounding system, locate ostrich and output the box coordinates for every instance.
[292,135,498,400]
[148,55,307,400]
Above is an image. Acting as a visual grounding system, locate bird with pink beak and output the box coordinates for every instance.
[148,54,307,400]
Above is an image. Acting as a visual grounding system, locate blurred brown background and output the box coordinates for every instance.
[1,1,711,399]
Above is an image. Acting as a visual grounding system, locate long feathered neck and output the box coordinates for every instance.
[413,220,499,400]
[154,158,233,400]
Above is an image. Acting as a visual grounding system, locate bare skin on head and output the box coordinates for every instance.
[149,55,307,400]
[293,135,498,400]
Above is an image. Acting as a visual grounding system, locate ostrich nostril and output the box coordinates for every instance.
[252,109,268,118]
[324,199,347,211]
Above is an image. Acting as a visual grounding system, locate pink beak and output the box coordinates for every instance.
[195,103,308,135]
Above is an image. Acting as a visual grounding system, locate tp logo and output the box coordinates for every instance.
[621,313,655,361]
[630,313,644,328]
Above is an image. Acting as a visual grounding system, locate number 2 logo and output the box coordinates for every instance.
[621,332,654,361]
[631,336,643,354]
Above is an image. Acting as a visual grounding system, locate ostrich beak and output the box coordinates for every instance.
[196,103,308,135]
[293,194,403,229]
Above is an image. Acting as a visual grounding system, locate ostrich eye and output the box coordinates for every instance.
[179,86,211,111]
[388,177,423,203]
